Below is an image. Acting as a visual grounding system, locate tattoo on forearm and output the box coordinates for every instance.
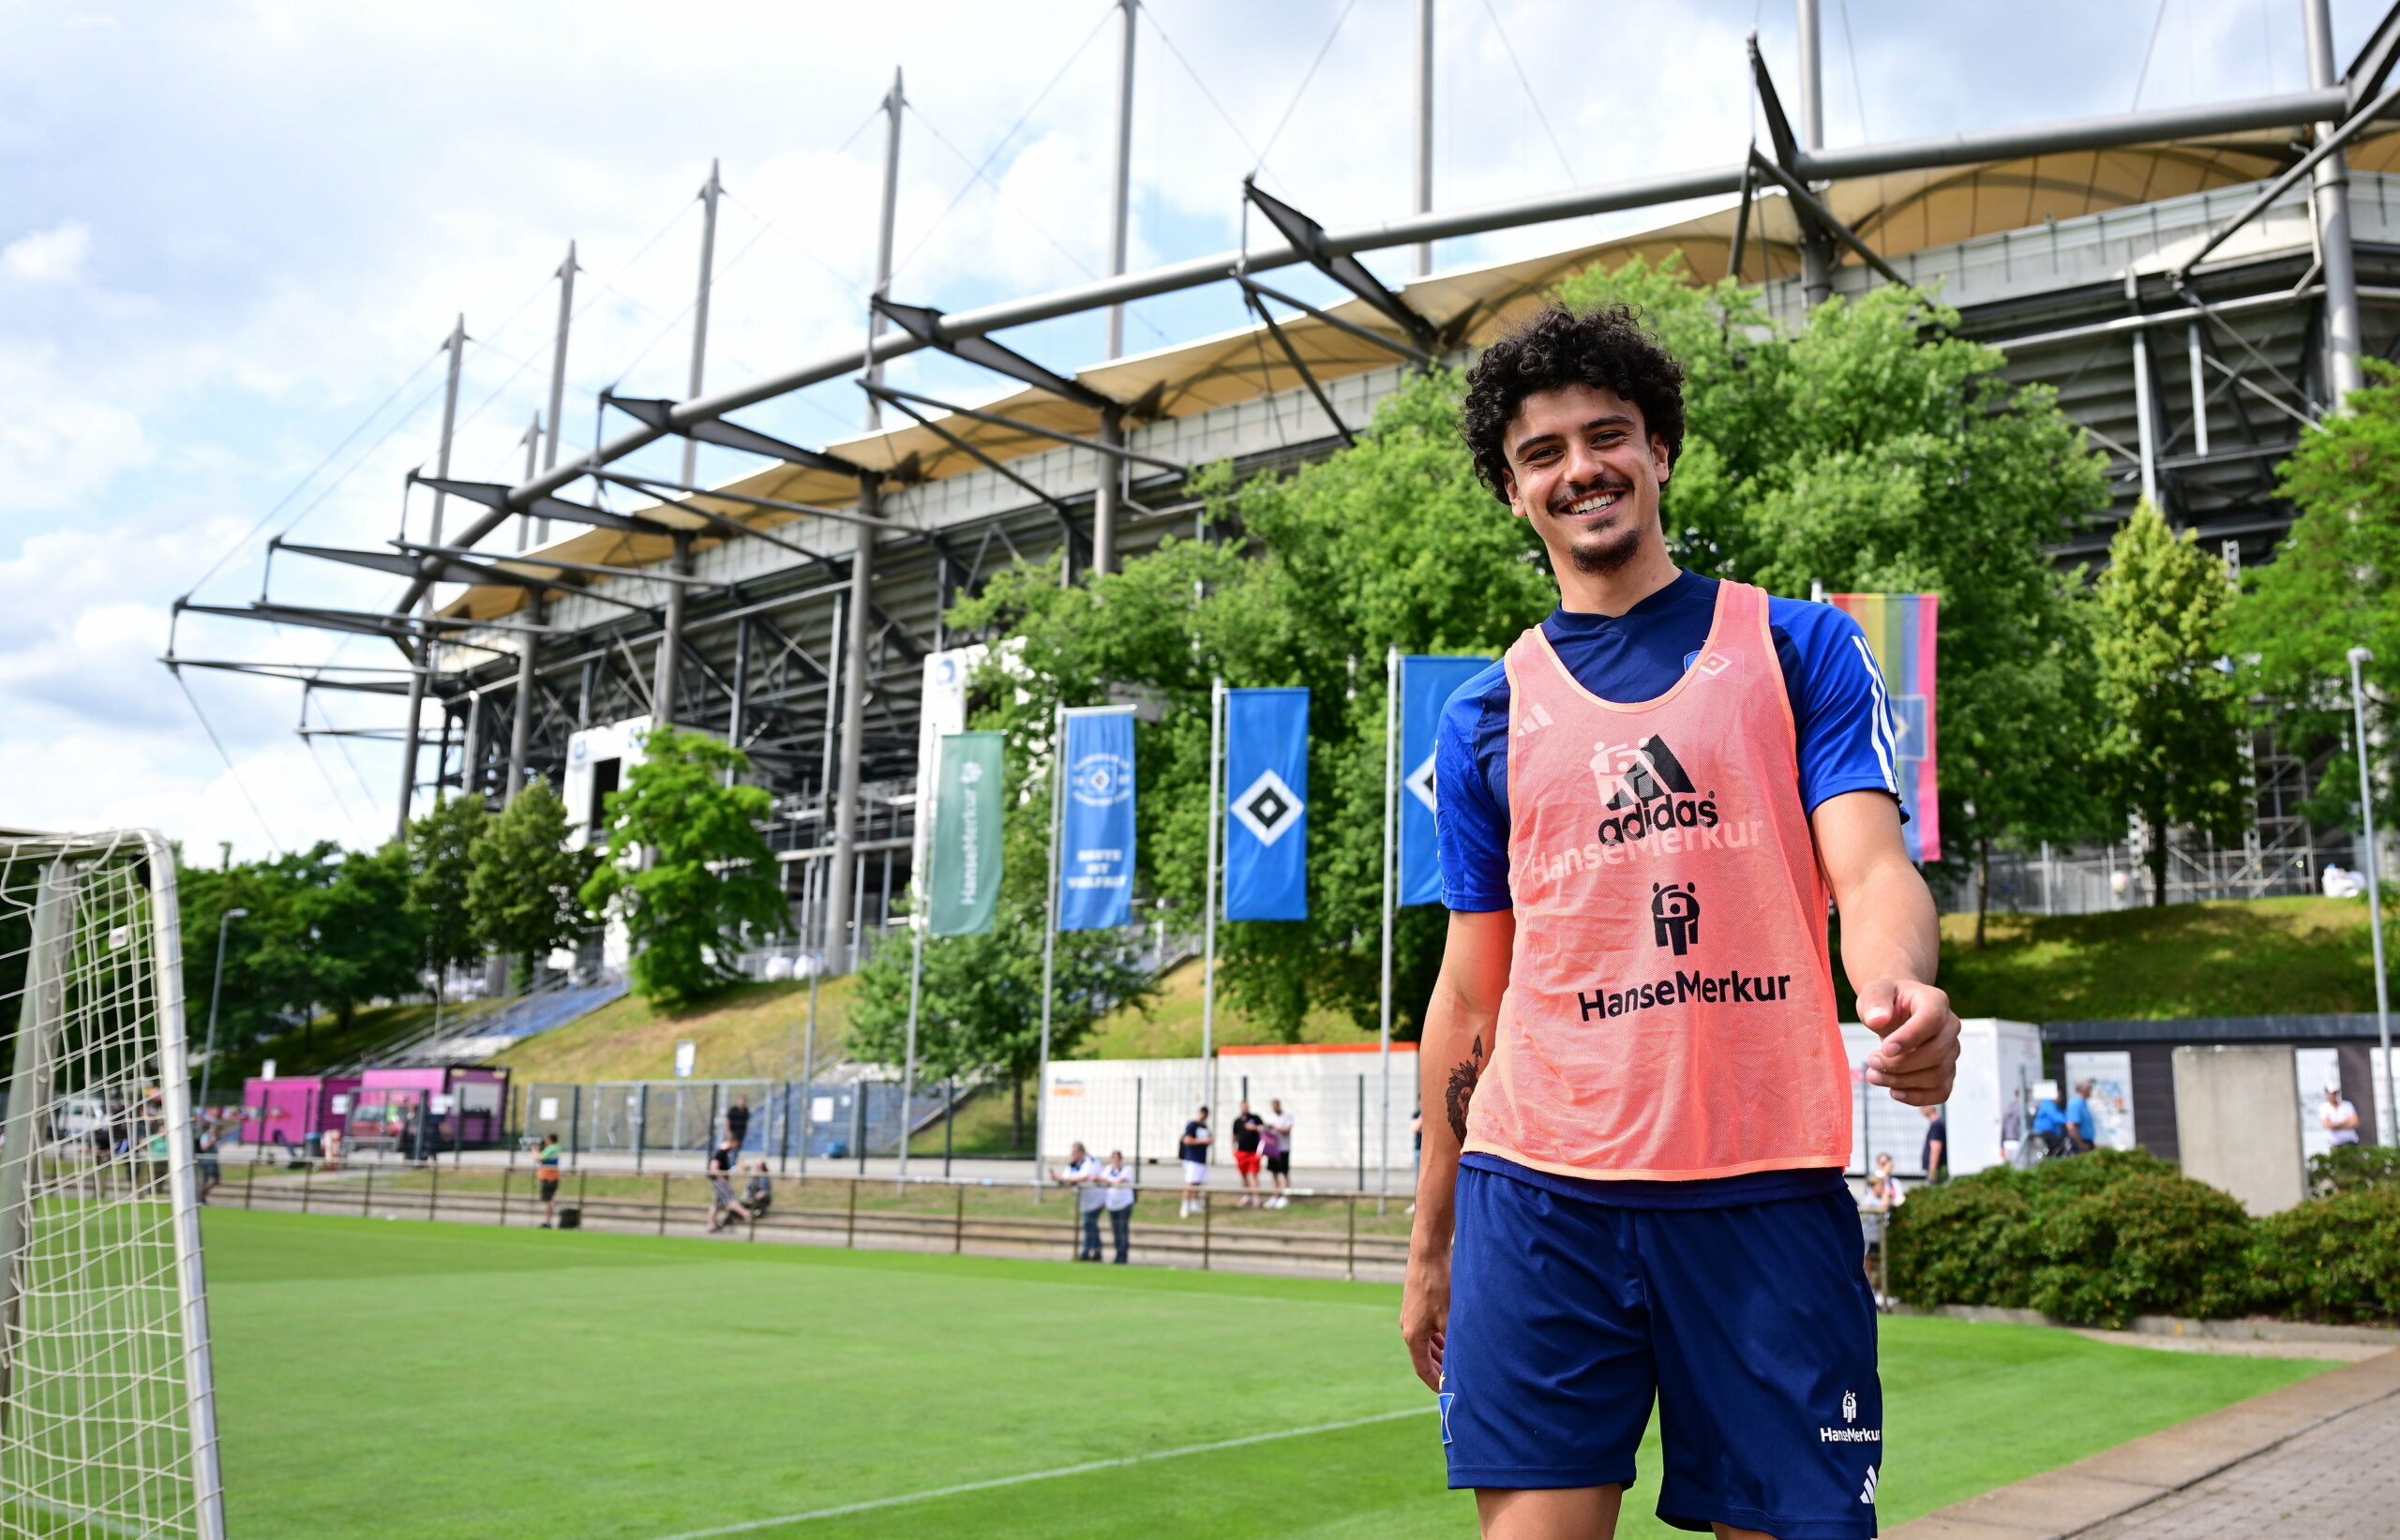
[1445,1034,1485,1143]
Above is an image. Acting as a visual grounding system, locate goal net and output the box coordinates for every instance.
[0,831,222,1539]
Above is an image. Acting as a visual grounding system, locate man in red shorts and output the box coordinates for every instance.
[1230,1099,1266,1207]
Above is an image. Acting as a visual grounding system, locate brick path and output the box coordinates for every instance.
[2079,1391,2400,1540]
[1890,1350,2400,1540]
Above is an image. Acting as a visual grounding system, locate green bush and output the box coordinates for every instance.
[2308,1142,2400,1198]
[1889,1150,2254,1327]
[2252,1186,2400,1323]
[1883,1173,2033,1308]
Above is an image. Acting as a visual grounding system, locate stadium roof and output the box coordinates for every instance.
[433,117,2400,626]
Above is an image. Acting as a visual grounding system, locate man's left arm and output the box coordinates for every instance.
[1810,790,1960,1104]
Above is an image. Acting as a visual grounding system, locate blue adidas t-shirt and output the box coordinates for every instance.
[1434,570,1906,1210]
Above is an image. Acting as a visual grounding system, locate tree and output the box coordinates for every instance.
[2092,501,2249,905]
[240,842,424,1036]
[2231,356,2400,829]
[579,726,787,1007]
[948,367,1552,1042]
[405,794,486,979]
[466,780,595,988]
[846,911,1152,1151]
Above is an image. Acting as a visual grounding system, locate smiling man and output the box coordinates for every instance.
[1402,303,1960,1540]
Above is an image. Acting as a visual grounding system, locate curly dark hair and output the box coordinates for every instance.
[1460,303,1687,504]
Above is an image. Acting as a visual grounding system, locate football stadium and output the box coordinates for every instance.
[12,2,2400,1537]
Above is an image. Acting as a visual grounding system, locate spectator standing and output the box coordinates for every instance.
[1922,1104,1949,1179]
[321,1124,344,1172]
[2064,1081,2096,1154]
[725,1095,752,1153]
[745,1160,773,1219]
[1178,1108,1211,1219]
[193,1114,223,1204]
[2000,1096,2024,1166]
[706,1136,748,1233]
[1263,1099,1296,1208]
[536,1133,564,1227]
[1859,1173,1896,1305]
[1230,1101,1266,1207]
[1099,1149,1134,1263]
[1054,1142,1103,1261]
[2321,1082,2362,1147]
[2032,1086,2071,1158]
[1872,1151,1904,1207]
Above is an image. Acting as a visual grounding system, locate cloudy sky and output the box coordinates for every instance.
[2,0,2382,864]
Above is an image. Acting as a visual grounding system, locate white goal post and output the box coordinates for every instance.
[0,830,224,1540]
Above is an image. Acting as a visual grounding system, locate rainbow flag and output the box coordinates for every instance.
[1828,592,1941,863]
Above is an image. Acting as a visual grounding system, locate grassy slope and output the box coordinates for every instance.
[1077,958,1378,1060]
[204,1211,2322,1540]
[1904,896,2377,1024]
[490,977,853,1084]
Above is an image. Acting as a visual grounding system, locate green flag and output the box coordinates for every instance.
[927,731,1004,936]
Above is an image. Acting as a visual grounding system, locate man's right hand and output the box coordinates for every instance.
[1402,1247,1450,1392]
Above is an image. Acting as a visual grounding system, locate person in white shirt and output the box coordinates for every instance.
[1264,1099,1296,1209]
[2321,1083,2362,1147]
[1053,1142,1105,1261]
[1098,1149,1135,1263]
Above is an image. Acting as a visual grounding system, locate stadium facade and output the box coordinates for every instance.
[172,2,2400,964]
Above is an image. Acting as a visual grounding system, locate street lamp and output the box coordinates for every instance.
[2347,647,2394,1146]
[198,907,248,1120]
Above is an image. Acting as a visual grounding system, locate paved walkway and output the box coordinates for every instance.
[2081,1392,2400,1539]
[1892,1349,2400,1540]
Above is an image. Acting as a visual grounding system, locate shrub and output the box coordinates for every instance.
[2308,1142,2400,1198]
[1889,1149,2253,1326]
[2022,1174,2255,1326]
[1884,1170,2034,1308]
[2252,1186,2400,1323]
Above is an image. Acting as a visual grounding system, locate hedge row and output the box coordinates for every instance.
[1887,1148,2400,1328]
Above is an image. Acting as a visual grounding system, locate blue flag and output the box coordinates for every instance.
[1399,655,1489,907]
[1224,687,1309,921]
[1058,706,1137,931]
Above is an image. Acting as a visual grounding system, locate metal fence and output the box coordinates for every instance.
[518,1076,956,1172]
[208,1142,1416,1282]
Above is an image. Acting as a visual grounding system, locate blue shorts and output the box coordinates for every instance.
[1442,1164,1882,1538]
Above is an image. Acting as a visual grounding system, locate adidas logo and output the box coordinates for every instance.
[1860,1464,1879,1504]
[1591,734,1719,845]
[1514,701,1555,736]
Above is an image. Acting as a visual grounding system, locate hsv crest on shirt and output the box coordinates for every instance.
[1462,579,1852,1182]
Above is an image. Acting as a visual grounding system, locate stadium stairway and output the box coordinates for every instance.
[339,971,629,1070]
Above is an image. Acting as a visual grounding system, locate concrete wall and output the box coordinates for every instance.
[2173,1045,2305,1216]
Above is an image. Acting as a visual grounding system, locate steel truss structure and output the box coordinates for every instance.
[170,1,2400,954]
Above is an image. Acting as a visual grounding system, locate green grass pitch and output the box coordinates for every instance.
[202,1210,2325,1539]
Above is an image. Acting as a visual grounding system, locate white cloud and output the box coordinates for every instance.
[2,218,89,282]
[0,344,147,512]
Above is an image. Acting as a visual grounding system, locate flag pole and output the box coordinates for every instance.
[898,738,937,1186]
[1201,678,1224,1129]
[1034,703,1066,1193]
[1379,648,1400,1213]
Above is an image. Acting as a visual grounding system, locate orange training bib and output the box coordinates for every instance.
[1461,579,1852,1182]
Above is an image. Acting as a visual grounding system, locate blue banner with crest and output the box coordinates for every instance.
[1058,706,1137,931]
